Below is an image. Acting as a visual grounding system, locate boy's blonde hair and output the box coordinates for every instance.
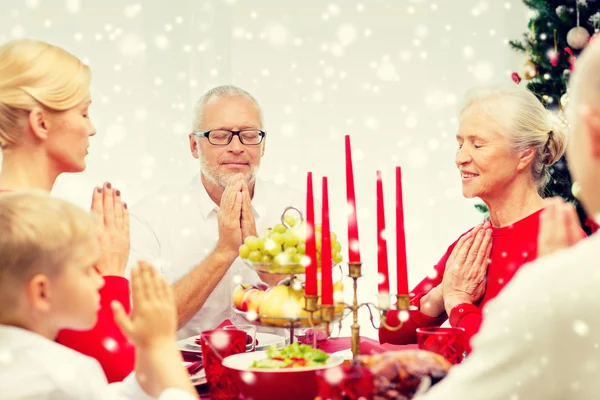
[0,191,97,309]
[0,39,91,148]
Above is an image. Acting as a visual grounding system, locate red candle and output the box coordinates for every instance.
[396,166,409,295]
[376,171,390,294]
[305,172,317,297]
[321,177,333,306]
[345,135,361,263]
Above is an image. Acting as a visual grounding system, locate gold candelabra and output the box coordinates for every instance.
[303,262,410,360]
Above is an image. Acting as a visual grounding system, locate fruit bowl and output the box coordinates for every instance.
[245,260,306,275]
[222,350,343,400]
[239,206,344,275]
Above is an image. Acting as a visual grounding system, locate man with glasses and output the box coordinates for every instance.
[128,85,307,338]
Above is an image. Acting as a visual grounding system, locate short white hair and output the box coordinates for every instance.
[460,85,568,191]
[191,85,264,131]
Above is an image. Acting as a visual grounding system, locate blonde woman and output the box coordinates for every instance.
[0,39,133,382]
[380,86,583,351]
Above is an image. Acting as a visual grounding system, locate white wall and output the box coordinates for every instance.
[0,0,530,338]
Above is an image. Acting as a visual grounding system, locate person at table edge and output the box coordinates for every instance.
[380,85,584,352]
[417,36,600,400]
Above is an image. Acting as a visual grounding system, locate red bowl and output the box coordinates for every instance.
[222,351,343,400]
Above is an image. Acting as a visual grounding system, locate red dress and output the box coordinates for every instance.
[0,189,134,382]
[380,210,545,351]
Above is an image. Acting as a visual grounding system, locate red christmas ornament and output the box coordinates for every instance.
[511,72,522,84]
[564,47,577,71]
[548,49,560,67]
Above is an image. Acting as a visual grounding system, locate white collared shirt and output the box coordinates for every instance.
[417,233,600,400]
[0,325,195,400]
[128,174,309,339]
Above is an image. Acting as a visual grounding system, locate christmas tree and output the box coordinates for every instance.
[498,0,600,234]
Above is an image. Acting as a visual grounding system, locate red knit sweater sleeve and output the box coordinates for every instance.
[449,303,481,353]
[56,276,135,383]
[379,241,458,345]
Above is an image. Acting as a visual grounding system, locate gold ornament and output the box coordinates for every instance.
[522,60,539,80]
[572,181,581,199]
[567,26,591,49]
[560,92,570,110]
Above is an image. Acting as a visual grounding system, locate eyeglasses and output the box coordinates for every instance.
[192,129,266,146]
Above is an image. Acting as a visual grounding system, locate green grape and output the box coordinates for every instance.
[296,243,306,255]
[283,231,300,247]
[330,232,337,242]
[265,239,282,256]
[248,250,262,262]
[274,252,290,266]
[333,240,342,253]
[284,214,298,227]
[269,232,284,246]
[315,231,322,251]
[244,236,260,250]
[239,244,250,259]
[293,254,304,264]
[256,237,266,252]
[333,252,343,265]
[284,247,298,257]
[315,223,322,232]
[273,224,287,234]
[260,254,272,264]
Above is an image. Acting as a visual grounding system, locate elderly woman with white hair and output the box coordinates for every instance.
[380,85,583,351]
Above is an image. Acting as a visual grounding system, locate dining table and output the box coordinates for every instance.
[183,331,417,399]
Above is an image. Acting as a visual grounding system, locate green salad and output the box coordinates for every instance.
[250,343,329,369]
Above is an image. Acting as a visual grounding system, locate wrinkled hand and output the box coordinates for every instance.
[112,261,177,348]
[442,222,492,315]
[538,197,583,258]
[241,180,258,241]
[215,174,244,260]
[91,182,130,277]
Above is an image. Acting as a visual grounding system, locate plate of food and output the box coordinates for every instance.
[222,343,343,400]
[177,332,288,355]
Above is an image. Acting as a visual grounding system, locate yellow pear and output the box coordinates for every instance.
[259,283,310,326]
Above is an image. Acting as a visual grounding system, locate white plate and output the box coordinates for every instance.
[331,349,354,361]
[183,362,207,386]
[222,350,343,372]
[255,333,286,351]
[177,332,288,354]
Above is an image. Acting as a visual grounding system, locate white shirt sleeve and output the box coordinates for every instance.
[415,263,562,400]
[128,212,163,277]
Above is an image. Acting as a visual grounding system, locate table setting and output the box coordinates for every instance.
[178,135,467,399]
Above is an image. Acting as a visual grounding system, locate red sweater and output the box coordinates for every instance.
[380,210,545,351]
[0,189,134,382]
[56,276,135,382]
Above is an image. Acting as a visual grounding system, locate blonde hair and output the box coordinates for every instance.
[0,39,91,148]
[460,86,568,191]
[0,191,97,308]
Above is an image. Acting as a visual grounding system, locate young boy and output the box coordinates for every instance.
[0,191,197,399]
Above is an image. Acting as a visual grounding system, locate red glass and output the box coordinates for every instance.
[316,364,374,400]
[416,327,466,365]
[199,329,246,400]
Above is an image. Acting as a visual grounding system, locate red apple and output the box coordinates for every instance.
[254,282,270,291]
[232,284,252,310]
[241,289,266,313]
